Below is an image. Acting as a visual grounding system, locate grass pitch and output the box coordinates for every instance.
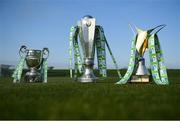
[0,70,180,119]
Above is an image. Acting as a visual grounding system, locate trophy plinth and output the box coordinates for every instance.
[131,58,150,83]
[78,58,97,83]
[131,75,149,83]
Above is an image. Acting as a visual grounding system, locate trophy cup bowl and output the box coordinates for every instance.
[19,45,49,82]
[26,49,42,68]
[77,15,97,83]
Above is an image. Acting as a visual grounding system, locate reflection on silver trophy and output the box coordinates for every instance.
[78,15,97,82]
[19,45,49,82]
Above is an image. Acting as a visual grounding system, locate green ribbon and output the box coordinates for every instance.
[12,56,26,83]
[148,34,169,85]
[116,36,137,84]
[69,26,83,78]
[41,58,48,83]
[95,26,107,77]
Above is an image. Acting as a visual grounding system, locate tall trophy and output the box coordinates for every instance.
[13,45,49,83]
[69,15,121,82]
[116,24,169,85]
[131,29,150,83]
[78,15,97,82]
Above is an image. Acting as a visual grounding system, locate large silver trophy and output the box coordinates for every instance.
[19,45,49,82]
[78,15,97,82]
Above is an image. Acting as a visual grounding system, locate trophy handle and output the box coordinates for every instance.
[148,24,166,34]
[19,45,27,57]
[42,47,49,59]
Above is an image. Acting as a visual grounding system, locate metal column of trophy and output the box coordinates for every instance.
[12,45,49,83]
[116,24,169,85]
[78,15,97,82]
[69,15,121,83]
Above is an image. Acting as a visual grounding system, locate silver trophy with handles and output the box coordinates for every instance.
[19,45,49,82]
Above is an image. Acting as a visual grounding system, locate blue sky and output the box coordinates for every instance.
[0,0,180,69]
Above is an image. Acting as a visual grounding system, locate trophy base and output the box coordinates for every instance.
[77,62,97,83]
[77,75,97,83]
[24,71,42,83]
[131,75,150,83]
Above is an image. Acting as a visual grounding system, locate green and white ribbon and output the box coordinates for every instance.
[69,27,74,78]
[69,26,83,78]
[95,26,107,77]
[103,29,122,78]
[116,32,169,85]
[116,36,137,84]
[41,58,48,83]
[69,25,121,78]
[12,56,26,83]
[148,34,169,85]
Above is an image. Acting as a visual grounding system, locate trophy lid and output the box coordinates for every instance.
[82,15,93,19]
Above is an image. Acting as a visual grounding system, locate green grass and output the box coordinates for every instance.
[0,70,180,119]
